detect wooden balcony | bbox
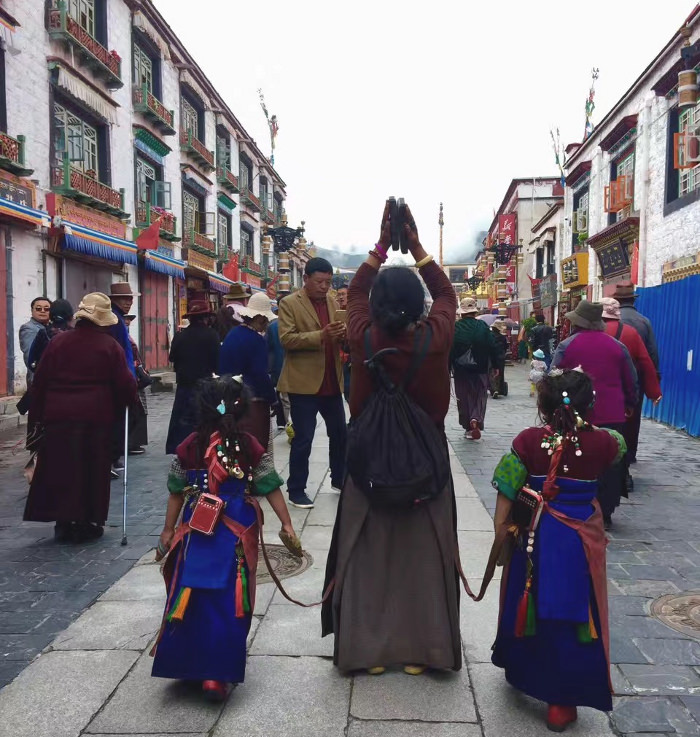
[240,184,261,213]
[0,132,33,176]
[241,254,263,276]
[48,3,122,89]
[261,206,275,225]
[52,156,128,219]
[132,84,175,136]
[135,201,179,242]
[180,129,215,171]
[183,228,217,256]
[216,165,239,194]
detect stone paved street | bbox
[0,366,699,735]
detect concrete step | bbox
[0,412,26,433]
[0,395,21,415]
[148,371,174,394]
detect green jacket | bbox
[450,317,498,374]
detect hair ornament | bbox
[232,375,244,385]
[572,365,584,373]
[216,400,226,415]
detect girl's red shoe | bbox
[202,680,227,702]
[546,705,577,732]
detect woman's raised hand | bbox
[401,204,427,261]
[378,200,391,250]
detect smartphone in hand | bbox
[335,309,347,323]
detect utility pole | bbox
[438,202,444,268]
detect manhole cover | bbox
[651,592,700,639]
[256,544,314,585]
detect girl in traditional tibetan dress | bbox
[490,368,625,732]
[151,375,301,701]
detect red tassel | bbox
[235,560,244,618]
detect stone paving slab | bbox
[613,696,700,734]
[213,656,350,737]
[98,560,165,602]
[269,547,328,606]
[351,668,477,722]
[635,638,700,666]
[455,499,494,532]
[470,662,614,736]
[248,603,334,657]
[618,664,700,696]
[0,649,139,737]
[51,600,161,651]
[457,531,501,580]
[460,578,500,664]
[347,721,483,737]
[86,651,224,734]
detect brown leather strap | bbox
[455,522,515,601]
[248,497,335,607]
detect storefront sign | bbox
[596,239,630,279]
[185,248,216,272]
[46,193,126,239]
[561,252,589,288]
[0,173,35,208]
[540,274,558,308]
[498,213,517,245]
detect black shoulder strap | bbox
[403,323,433,389]
[364,327,373,360]
[615,321,624,340]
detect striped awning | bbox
[0,198,51,227]
[207,271,234,293]
[144,250,186,279]
[61,223,138,265]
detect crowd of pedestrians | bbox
[13,202,663,733]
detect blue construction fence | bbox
[636,275,700,437]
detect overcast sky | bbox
[154,0,693,263]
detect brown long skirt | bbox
[454,371,489,430]
[323,476,462,672]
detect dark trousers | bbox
[598,422,628,520]
[274,391,287,428]
[623,398,644,462]
[287,393,347,498]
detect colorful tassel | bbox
[167,587,191,622]
[514,585,531,637]
[241,561,250,614]
[525,588,536,636]
[235,558,246,618]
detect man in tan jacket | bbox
[277,258,346,508]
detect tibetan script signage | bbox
[0,173,35,208]
[498,213,517,245]
[561,252,589,288]
[46,193,126,239]
[596,240,630,279]
[540,274,558,308]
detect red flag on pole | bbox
[222,252,240,281]
[135,216,161,251]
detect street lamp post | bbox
[266,214,305,294]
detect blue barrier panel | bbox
[636,276,700,437]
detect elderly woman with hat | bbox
[551,300,638,528]
[166,301,220,455]
[23,293,137,543]
[219,292,301,555]
[451,297,501,439]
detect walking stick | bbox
[121,405,129,546]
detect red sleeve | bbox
[423,262,457,351]
[629,329,662,400]
[347,262,377,344]
[512,428,538,463]
[176,432,201,467]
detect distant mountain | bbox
[309,246,366,269]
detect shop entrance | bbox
[64,257,120,313]
[140,269,170,371]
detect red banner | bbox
[498,213,517,245]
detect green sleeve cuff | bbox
[602,428,628,463]
[491,451,528,501]
[252,469,284,496]
[167,458,187,494]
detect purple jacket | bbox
[551,330,638,426]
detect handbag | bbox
[511,485,545,532]
[454,347,477,370]
[135,364,153,390]
[188,492,224,535]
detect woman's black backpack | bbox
[346,324,449,508]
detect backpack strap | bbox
[402,323,433,389]
[364,327,373,361]
[615,321,624,341]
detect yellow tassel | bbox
[168,587,191,622]
[589,604,599,640]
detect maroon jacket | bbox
[30,320,137,427]
[347,261,457,428]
